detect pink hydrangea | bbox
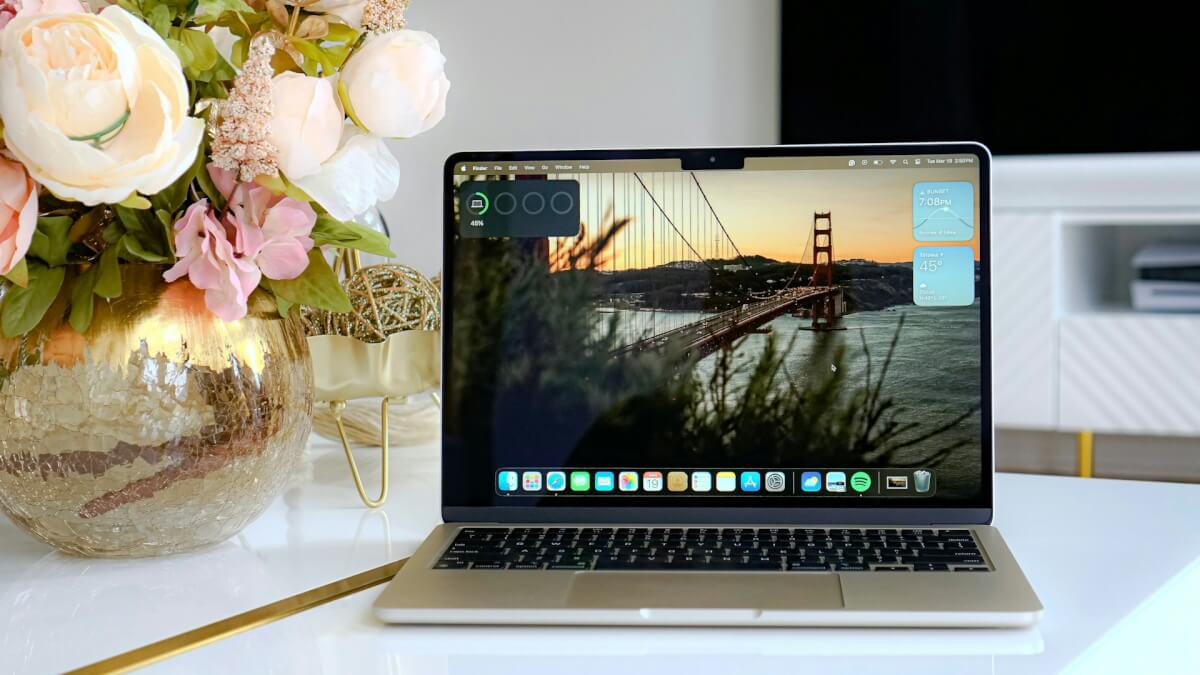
[163,165,316,321]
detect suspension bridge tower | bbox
[808,211,843,330]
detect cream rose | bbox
[306,0,366,29]
[0,155,37,276]
[0,7,204,205]
[290,126,399,221]
[1,0,86,30]
[339,29,449,139]
[269,73,344,180]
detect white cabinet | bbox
[992,212,1059,429]
[991,153,1200,436]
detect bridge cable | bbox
[690,173,762,281]
[631,173,756,304]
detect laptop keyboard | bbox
[434,527,988,572]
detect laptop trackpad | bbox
[567,572,844,610]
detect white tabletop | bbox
[2,435,1198,674]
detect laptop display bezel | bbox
[440,142,994,525]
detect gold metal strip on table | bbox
[67,558,408,675]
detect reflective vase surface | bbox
[0,265,313,557]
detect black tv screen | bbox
[780,2,1197,155]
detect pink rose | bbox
[163,164,316,320]
[0,155,37,276]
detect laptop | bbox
[374,142,1043,627]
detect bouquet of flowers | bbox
[0,0,448,333]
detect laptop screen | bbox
[443,146,990,511]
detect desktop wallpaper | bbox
[446,161,984,500]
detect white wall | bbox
[382,0,781,276]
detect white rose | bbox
[290,126,399,221]
[268,73,344,180]
[339,29,449,139]
[306,0,366,29]
[0,7,204,205]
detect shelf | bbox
[1060,220,1200,315]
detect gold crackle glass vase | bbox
[0,265,313,557]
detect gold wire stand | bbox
[330,250,390,508]
[322,249,443,508]
[330,398,390,508]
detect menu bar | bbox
[455,155,977,175]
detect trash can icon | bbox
[913,469,932,493]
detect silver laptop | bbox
[375,143,1043,627]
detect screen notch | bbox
[680,150,744,170]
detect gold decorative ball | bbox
[303,263,440,342]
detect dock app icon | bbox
[800,471,822,492]
[497,471,518,492]
[594,471,615,492]
[764,471,786,492]
[716,471,737,492]
[825,471,847,493]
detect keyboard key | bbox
[788,562,832,571]
[912,563,950,571]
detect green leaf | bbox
[29,216,73,266]
[148,4,172,38]
[116,0,143,18]
[114,205,170,259]
[67,208,106,244]
[167,38,195,68]
[267,250,351,313]
[195,160,225,209]
[324,21,359,43]
[1,262,65,338]
[196,78,230,101]
[178,27,219,75]
[151,145,200,215]
[121,235,172,263]
[117,193,152,210]
[94,246,122,299]
[232,36,249,68]
[311,215,394,257]
[195,0,253,20]
[274,293,294,317]
[69,266,97,334]
[324,43,352,69]
[287,37,333,75]
[120,234,172,263]
[2,258,28,288]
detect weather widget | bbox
[913,181,973,241]
[914,246,975,306]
